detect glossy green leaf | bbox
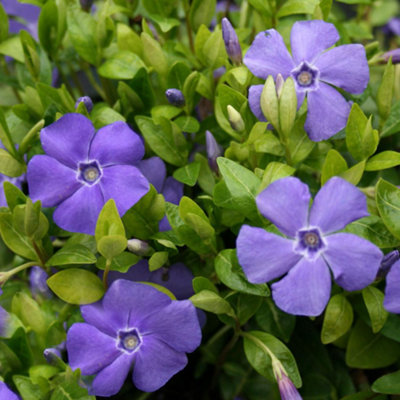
[98,51,146,80]
[377,58,394,121]
[190,290,235,317]
[376,179,400,240]
[173,162,201,186]
[95,199,125,242]
[366,151,400,171]
[148,251,168,271]
[189,0,216,31]
[362,286,388,333]
[372,370,400,394]
[46,244,97,267]
[321,149,347,185]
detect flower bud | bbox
[382,49,400,64]
[205,130,222,173]
[127,239,153,256]
[79,0,94,12]
[221,18,242,65]
[75,96,93,113]
[276,73,284,98]
[227,105,245,132]
[273,362,302,400]
[378,250,400,278]
[165,88,185,107]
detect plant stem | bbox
[183,0,195,53]
[19,119,44,155]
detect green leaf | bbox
[339,160,365,186]
[0,2,8,42]
[12,292,46,334]
[243,331,302,387]
[116,23,143,56]
[174,116,200,133]
[216,157,261,219]
[13,375,43,400]
[167,61,191,90]
[97,235,127,260]
[96,252,139,273]
[173,162,201,186]
[345,103,378,161]
[286,114,315,164]
[183,71,200,113]
[150,14,180,33]
[277,0,319,17]
[321,294,353,344]
[346,319,400,368]
[376,179,400,240]
[3,181,27,210]
[381,100,400,137]
[362,286,389,334]
[0,36,24,62]
[321,149,347,185]
[260,162,295,191]
[148,251,168,271]
[189,0,216,31]
[141,32,168,76]
[377,58,395,121]
[0,148,25,177]
[136,116,188,166]
[95,199,125,242]
[98,51,146,80]
[372,370,400,394]
[192,276,218,294]
[47,269,105,304]
[38,0,61,56]
[190,290,235,317]
[203,27,227,70]
[366,151,400,171]
[0,213,37,260]
[46,244,97,267]
[215,249,270,296]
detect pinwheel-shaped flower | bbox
[28,114,149,234]
[67,280,201,397]
[237,177,383,316]
[244,20,369,141]
[0,382,19,400]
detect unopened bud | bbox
[382,49,400,64]
[227,105,245,132]
[221,18,242,65]
[378,250,400,278]
[205,130,222,173]
[165,89,185,107]
[275,73,284,98]
[75,96,93,113]
[127,239,152,256]
[43,347,66,369]
[273,362,302,400]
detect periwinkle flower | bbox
[383,259,400,313]
[382,49,400,64]
[67,280,201,396]
[378,250,400,278]
[0,381,19,400]
[138,156,183,231]
[383,18,400,36]
[29,266,52,299]
[75,96,93,113]
[205,130,222,173]
[108,260,195,300]
[221,17,242,65]
[165,89,185,107]
[244,20,369,141]
[27,114,149,235]
[2,0,39,39]
[237,177,383,316]
[277,371,302,400]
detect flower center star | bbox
[77,160,102,186]
[117,328,142,353]
[291,61,320,91]
[294,227,326,260]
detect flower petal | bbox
[163,176,183,204]
[53,185,104,235]
[102,280,171,330]
[139,300,201,353]
[0,382,19,400]
[66,323,120,375]
[89,121,145,166]
[256,177,311,237]
[272,256,331,316]
[237,225,300,283]
[100,165,149,216]
[248,85,267,122]
[133,336,188,392]
[384,260,400,313]
[305,82,351,141]
[27,155,80,207]
[90,353,133,397]
[324,233,383,291]
[290,20,339,64]
[80,302,120,337]
[244,30,294,80]
[309,177,368,234]
[315,44,369,94]
[40,114,94,168]
[138,157,166,193]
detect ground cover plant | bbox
[0,0,400,399]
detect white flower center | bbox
[84,167,99,182]
[297,71,312,86]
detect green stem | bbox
[67,62,85,97]
[84,67,107,101]
[103,258,112,290]
[19,119,44,155]
[99,76,115,106]
[0,261,37,285]
[240,331,281,365]
[183,0,195,53]
[31,240,47,268]
[0,56,22,103]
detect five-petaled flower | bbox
[244,20,369,141]
[236,176,383,316]
[27,114,150,235]
[66,280,202,397]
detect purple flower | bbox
[381,49,400,64]
[221,18,242,65]
[383,259,400,313]
[165,89,185,107]
[378,250,400,278]
[236,177,383,316]
[205,130,222,173]
[108,260,194,300]
[277,371,302,400]
[75,96,93,113]
[3,0,40,39]
[244,20,369,141]
[0,382,19,400]
[27,114,149,234]
[138,156,183,231]
[66,280,201,396]
[29,266,52,299]
[383,18,400,36]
